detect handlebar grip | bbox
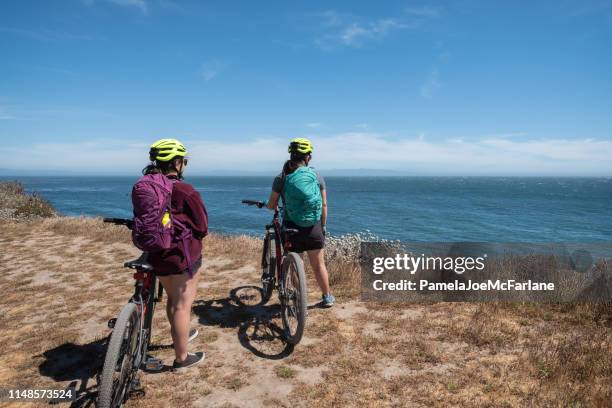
[242,200,265,207]
[103,217,133,228]
[103,217,126,224]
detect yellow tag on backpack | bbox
[161,211,171,227]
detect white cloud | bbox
[479,138,612,161]
[6,134,612,175]
[200,59,225,81]
[485,132,528,139]
[312,6,444,49]
[420,69,441,99]
[309,133,612,175]
[313,11,418,49]
[6,141,145,172]
[305,122,323,128]
[339,19,407,47]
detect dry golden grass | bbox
[0,213,610,407]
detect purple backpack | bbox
[131,173,195,275]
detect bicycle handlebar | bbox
[242,199,265,208]
[103,217,133,228]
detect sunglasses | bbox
[183,158,188,166]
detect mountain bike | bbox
[97,218,164,408]
[241,200,308,345]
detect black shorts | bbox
[284,220,325,253]
[155,256,202,277]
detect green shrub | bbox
[0,181,56,219]
[13,194,56,218]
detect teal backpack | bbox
[282,167,322,227]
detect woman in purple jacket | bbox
[144,139,208,370]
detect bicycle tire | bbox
[98,302,141,408]
[281,252,307,345]
[261,234,276,303]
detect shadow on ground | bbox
[37,285,296,407]
[38,337,107,407]
[192,285,295,359]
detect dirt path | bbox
[0,220,610,407]
[0,225,378,407]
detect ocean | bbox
[3,176,611,242]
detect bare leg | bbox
[306,249,330,295]
[158,269,200,362]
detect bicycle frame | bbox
[99,218,168,408]
[265,207,287,284]
[242,200,308,345]
[102,218,162,370]
[131,269,157,368]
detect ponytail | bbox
[282,159,300,175]
[142,163,160,175]
[142,159,184,179]
[282,153,310,176]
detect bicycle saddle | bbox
[124,254,153,271]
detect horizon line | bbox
[1,172,611,178]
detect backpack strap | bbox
[279,170,287,206]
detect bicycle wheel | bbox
[98,302,141,408]
[261,233,276,303]
[280,252,307,345]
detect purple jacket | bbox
[148,176,208,275]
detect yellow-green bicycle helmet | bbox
[149,138,187,162]
[288,138,313,155]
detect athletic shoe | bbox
[173,352,205,370]
[321,293,335,308]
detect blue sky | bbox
[1,0,611,175]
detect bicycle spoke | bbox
[109,313,140,407]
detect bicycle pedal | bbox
[144,357,163,371]
[107,318,117,329]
